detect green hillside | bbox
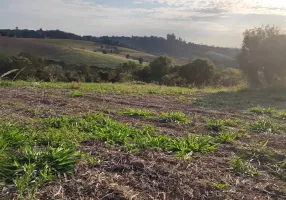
[0,37,154,68]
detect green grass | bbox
[248,118,279,133]
[46,113,215,156]
[230,156,259,176]
[0,124,82,198]
[216,131,238,144]
[205,118,241,132]
[157,112,189,124]
[2,81,241,96]
[68,90,84,98]
[249,106,276,115]
[204,181,229,190]
[121,108,153,118]
[249,106,286,120]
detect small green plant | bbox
[249,106,276,115]
[230,156,259,176]
[121,108,153,118]
[216,131,237,144]
[275,111,286,120]
[205,119,226,132]
[249,118,278,133]
[157,112,189,124]
[68,90,84,98]
[205,181,229,190]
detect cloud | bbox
[1,0,286,47]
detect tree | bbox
[237,25,286,87]
[150,56,174,82]
[179,58,215,86]
[167,33,176,41]
[139,57,143,64]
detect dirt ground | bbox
[0,86,286,200]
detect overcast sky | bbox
[1,0,286,47]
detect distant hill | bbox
[92,35,238,67]
[0,37,154,68]
[0,29,239,67]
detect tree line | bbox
[0,53,243,87]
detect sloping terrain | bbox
[0,82,285,199]
[0,37,154,68]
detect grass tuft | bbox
[230,156,259,176]
[248,118,278,133]
[121,108,153,118]
[157,112,189,124]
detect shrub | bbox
[237,25,286,87]
[150,56,175,83]
[179,58,215,86]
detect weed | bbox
[0,123,82,198]
[249,106,276,115]
[230,156,259,176]
[46,114,214,156]
[121,108,153,118]
[68,90,84,98]
[275,112,286,120]
[216,131,237,144]
[205,181,229,190]
[157,112,189,124]
[249,118,278,133]
[205,119,227,132]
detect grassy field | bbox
[0,81,286,199]
[0,37,154,68]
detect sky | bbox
[1,0,286,47]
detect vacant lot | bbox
[0,82,286,199]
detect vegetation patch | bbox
[0,124,82,199]
[216,131,238,144]
[157,112,189,124]
[230,156,260,176]
[205,118,240,132]
[248,118,279,133]
[68,90,84,98]
[249,106,286,120]
[121,108,153,118]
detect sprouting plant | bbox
[230,156,259,176]
[157,112,189,124]
[249,106,276,115]
[204,181,229,190]
[249,118,278,133]
[205,119,226,132]
[216,131,237,144]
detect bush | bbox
[150,56,175,83]
[179,58,215,86]
[213,66,244,86]
[237,25,286,87]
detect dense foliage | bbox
[0,53,243,87]
[237,25,286,87]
